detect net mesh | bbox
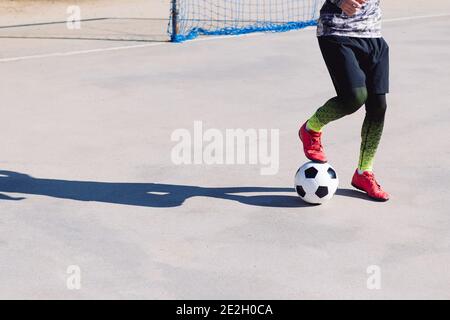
[169,0,323,42]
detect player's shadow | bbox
[0,170,311,208]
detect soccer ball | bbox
[294,162,339,204]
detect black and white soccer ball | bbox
[294,162,339,204]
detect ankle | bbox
[357,168,373,175]
[306,119,323,133]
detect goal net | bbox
[169,0,323,42]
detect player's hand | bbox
[339,0,367,16]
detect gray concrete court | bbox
[0,1,449,299]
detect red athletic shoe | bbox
[351,170,390,202]
[299,122,327,163]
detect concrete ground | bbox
[0,0,449,299]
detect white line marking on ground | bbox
[0,13,449,63]
[0,42,163,63]
[384,13,450,22]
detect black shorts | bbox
[318,35,390,96]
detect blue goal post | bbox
[169,0,323,42]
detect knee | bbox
[339,87,368,114]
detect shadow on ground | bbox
[0,171,370,208]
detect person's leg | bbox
[358,94,387,172]
[352,94,389,201]
[299,36,368,163]
[300,88,367,162]
[351,37,390,201]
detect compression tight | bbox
[358,94,387,172]
[307,87,368,131]
[306,87,387,172]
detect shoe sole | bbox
[351,182,389,202]
[298,128,327,164]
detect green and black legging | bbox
[307,35,390,172]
